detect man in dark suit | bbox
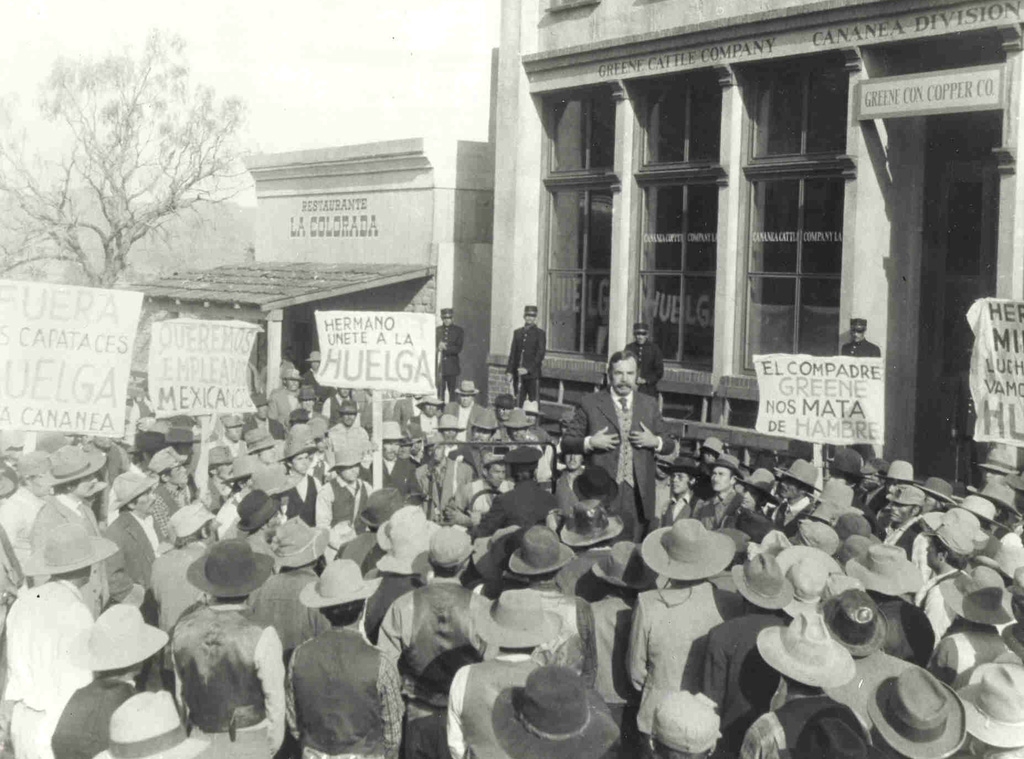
[840,317,882,358]
[105,472,160,588]
[506,305,546,405]
[243,392,287,440]
[364,422,420,496]
[562,350,678,541]
[436,307,464,403]
[474,447,556,538]
[624,322,664,397]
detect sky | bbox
[0,0,501,203]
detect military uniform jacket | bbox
[506,325,546,378]
[840,339,881,357]
[625,340,665,388]
[436,324,464,376]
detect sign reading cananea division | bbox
[753,354,885,445]
[314,311,436,395]
[0,280,143,436]
[149,319,261,417]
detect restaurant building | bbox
[488,0,1024,475]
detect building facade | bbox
[489,0,1024,476]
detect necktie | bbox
[619,396,628,413]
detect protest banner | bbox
[967,297,1024,445]
[313,311,436,395]
[753,353,885,445]
[0,279,143,436]
[149,319,261,417]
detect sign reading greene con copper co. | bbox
[855,64,1004,120]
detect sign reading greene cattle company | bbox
[855,65,1004,120]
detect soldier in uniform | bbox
[436,308,464,404]
[625,322,664,397]
[840,317,881,358]
[505,305,546,406]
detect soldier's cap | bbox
[440,308,454,317]
[523,305,538,316]
[851,318,868,332]
[633,322,650,334]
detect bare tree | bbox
[0,30,245,286]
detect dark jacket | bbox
[474,479,557,539]
[625,340,665,389]
[285,477,319,527]
[841,339,882,358]
[105,511,157,588]
[52,679,136,759]
[871,593,936,667]
[506,325,546,378]
[367,458,420,497]
[247,566,330,661]
[561,391,678,522]
[436,324,464,377]
[364,574,424,646]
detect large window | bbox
[545,89,616,355]
[744,59,849,366]
[637,73,723,369]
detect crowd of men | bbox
[0,306,1022,759]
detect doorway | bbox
[913,112,1000,482]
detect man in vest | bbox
[281,424,320,527]
[363,422,419,496]
[505,305,546,406]
[316,441,375,555]
[625,322,664,397]
[290,559,404,759]
[172,539,284,758]
[436,307,464,404]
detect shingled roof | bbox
[134,263,434,311]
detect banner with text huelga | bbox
[967,298,1024,446]
[314,311,436,395]
[149,319,261,417]
[0,280,143,436]
[753,354,885,445]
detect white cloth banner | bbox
[149,319,261,417]
[968,298,1024,446]
[753,353,885,445]
[314,311,436,395]
[0,280,143,436]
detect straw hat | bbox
[776,459,821,491]
[509,526,574,576]
[740,468,778,502]
[243,429,276,455]
[252,465,292,496]
[794,521,841,556]
[809,479,859,525]
[822,589,887,658]
[224,455,257,484]
[940,566,1005,620]
[978,445,1018,476]
[376,505,433,552]
[169,503,214,540]
[641,519,735,581]
[207,446,232,469]
[701,437,724,456]
[503,409,532,430]
[300,559,381,608]
[919,477,958,505]
[782,557,830,618]
[757,612,856,688]
[376,513,433,575]
[437,414,461,431]
[846,544,923,597]
[591,541,656,590]
[869,667,966,759]
[970,480,1019,514]
[186,539,274,598]
[958,663,1024,749]
[429,527,473,569]
[358,488,406,531]
[111,472,157,508]
[71,604,168,671]
[455,380,479,396]
[732,553,794,610]
[22,523,118,577]
[148,447,186,476]
[560,503,623,549]
[271,519,329,569]
[652,692,721,755]
[776,545,843,578]
[94,692,209,759]
[478,588,560,649]
[835,534,878,566]
[887,460,915,483]
[283,424,317,460]
[49,445,106,486]
[491,666,618,759]
[381,421,406,442]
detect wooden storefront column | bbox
[608,81,638,356]
[266,309,283,396]
[996,26,1024,299]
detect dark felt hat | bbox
[823,588,887,658]
[571,466,619,503]
[186,539,274,598]
[359,488,406,531]
[236,490,279,533]
[509,526,573,576]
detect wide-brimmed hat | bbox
[417,396,445,409]
[478,588,560,649]
[429,527,473,568]
[16,450,52,482]
[492,666,618,759]
[509,526,573,576]
[455,380,479,396]
[869,667,966,759]
[741,468,778,501]
[297,386,316,402]
[169,503,215,540]
[863,457,890,477]
[300,559,381,608]
[283,424,317,460]
[376,505,433,551]
[919,477,958,505]
[701,437,725,456]
[359,488,405,530]
[846,544,923,597]
[757,612,856,688]
[979,445,1018,476]
[977,541,1024,581]
[561,503,623,548]
[831,447,864,479]
[437,414,461,432]
[272,519,329,568]
[522,400,540,417]
[207,446,232,469]
[186,539,274,598]
[710,454,742,477]
[503,409,532,430]
[823,589,887,658]
[148,447,186,476]
[472,409,500,432]
[224,455,257,484]
[571,466,619,503]
[963,585,1015,626]
[732,553,794,610]
[641,519,735,581]
[835,513,874,541]
[776,459,821,491]
[377,512,433,575]
[71,603,168,672]
[236,490,279,533]
[380,421,406,442]
[794,521,841,556]
[49,445,106,486]
[782,556,831,618]
[94,692,210,759]
[503,446,542,466]
[887,484,926,507]
[777,545,843,578]
[940,566,1005,620]
[968,480,1019,514]
[958,494,999,523]
[836,535,879,566]
[810,480,860,525]
[591,541,656,590]
[651,692,721,755]
[750,530,793,559]
[887,460,916,483]
[331,441,365,470]
[289,408,311,425]
[23,523,118,577]
[112,471,157,508]
[958,663,1024,749]
[243,429,276,455]
[251,465,292,496]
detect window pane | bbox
[590,94,616,170]
[798,278,840,355]
[583,274,611,355]
[685,185,718,272]
[588,191,613,270]
[802,179,844,274]
[750,181,799,272]
[549,190,585,270]
[642,186,683,271]
[551,98,585,172]
[806,67,849,154]
[756,70,803,157]
[747,277,796,356]
[538,379,560,404]
[689,77,722,162]
[682,275,715,367]
[548,273,582,352]
[648,87,687,164]
[662,392,705,422]
[640,274,681,362]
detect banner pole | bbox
[372,389,383,491]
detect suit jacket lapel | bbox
[597,392,621,432]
